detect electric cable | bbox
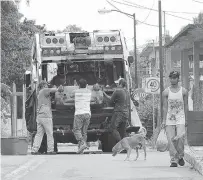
[192,0,203,3]
[110,0,194,22]
[106,0,160,27]
[139,0,155,24]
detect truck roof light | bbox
[59,38,65,44]
[52,38,58,44]
[104,36,109,42]
[110,36,116,42]
[46,38,51,44]
[117,46,122,50]
[50,50,54,55]
[43,50,48,55]
[56,49,60,54]
[105,46,109,51]
[111,46,115,50]
[97,37,103,42]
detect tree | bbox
[63,24,85,32]
[193,12,203,24]
[1,1,45,89]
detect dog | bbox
[112,127,147,161]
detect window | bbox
[188,55,193,69]
[200,55,203,68]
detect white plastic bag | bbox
[156,129,168,152]
[130,100,142,127]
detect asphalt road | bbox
[1,145,203,180]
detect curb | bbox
[184,146,203,176]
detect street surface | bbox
[1,144,203,180]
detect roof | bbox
[140,43,159,57]
[165,24,203,48]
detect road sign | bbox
[145,77,160,94]
[131,88,148,100]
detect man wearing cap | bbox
[31,80,63,155]
[103,78,131,142]
[162,71,188,167]
[50,64,66,86]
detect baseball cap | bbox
[169,71,180,78]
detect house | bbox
[165,24,203,111]
[139,36,177,89]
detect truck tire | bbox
[100,132,117,152]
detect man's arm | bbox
[183,88,189,126]
[43,85,63,97]
[103,91,111,100]
[162,89,168,126]
[110,90,117,105]
[43,87,57,97]
[69,90,75,98]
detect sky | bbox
[18,0,203,51]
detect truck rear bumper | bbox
[54,129,108,144]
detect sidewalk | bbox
[184,146,203,175]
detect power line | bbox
[106,0,133,19]
[192,0,203,3]
[111,0,193,22]
[124,0,199,14]
[165,12,193,21]
[112,0,157,12]
[163,10,198,15]
[139,0,155,24]
[123,0,194,21]
[106,0,159,27]
[122,0,194,21]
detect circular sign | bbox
[146,78,160,93]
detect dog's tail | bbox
[138,127,147,137]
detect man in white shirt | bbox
[71,79,92,154]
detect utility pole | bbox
[163,11,166,37]
[158,0,164,127]
[133,13,138,89]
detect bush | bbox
[137,94,160,139]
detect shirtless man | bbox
[162,71,188,167]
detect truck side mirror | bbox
[128,56,134,64]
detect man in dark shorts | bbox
[103,78,130,142]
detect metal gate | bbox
[187,111,203,146]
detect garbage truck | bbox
[25,30,137,152]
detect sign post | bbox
[145,77,160,147]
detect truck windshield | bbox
[47,60,124,87]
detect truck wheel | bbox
[100,132,117,152]
[54,141,58,153]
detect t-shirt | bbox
[166,86,185,125]
[110,88,130,113]
[74,88,91,115]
